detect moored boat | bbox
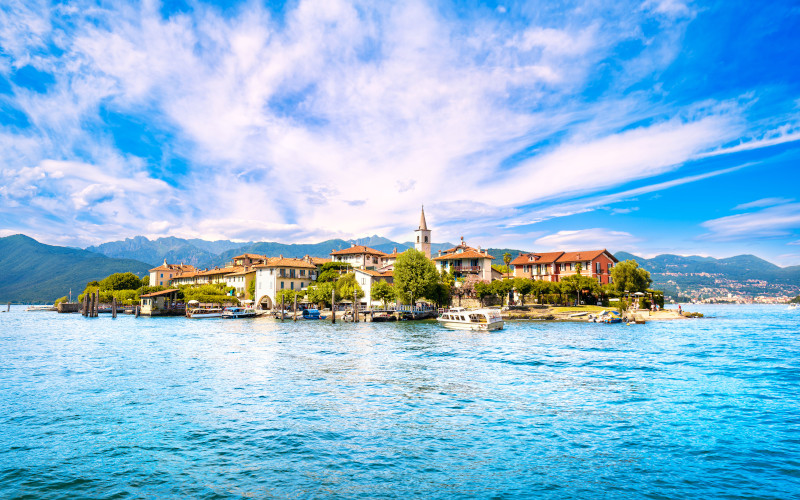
[301,308,325,320]
[25,305,56,312]
[222,307,257,319]
[187,307,223,318]
[437,307,504,331]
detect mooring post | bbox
[353,290,358,323]
[135,305,140,317]
[112,297,117,318]
[93,292,98,317]
[281,296,285,322]
[331,289,336,324]
[293,295,297,322]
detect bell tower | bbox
[414,205,431,259]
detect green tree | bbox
[335,273,365,302]
[513,277,534,305]
[610,260,652,293]
[306,282,335,307]
[474,281,494,306]
[317,262,353,282]
[492,279,515,307]
[275,288,303,307]
[371,280,395,309]
[141,275,150,286]
[575,262,582,275]
[427,270,453,308]
[503,252,512,278]
[247,279,256,300]
[560,274,599,304]
[99,272,143,291]
[55,295,68,305]
[393,248,438,305]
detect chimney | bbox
[393,247,397,253]
[577,253,581,259]
[279,254,283,259]
[438,250,442,256]
[477,245,481,252]
[351,243,356,248]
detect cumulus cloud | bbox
[0,0,795,252]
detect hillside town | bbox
[143,208,623,314]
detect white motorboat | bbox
[222,306,257,319]
[26,305,56,311]
[437,307,504,331]
[187,307,223,318]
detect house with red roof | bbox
[432,237,494,281]
[330,244,387,270]
[511,249,618,284]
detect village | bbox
[125,207,668,322]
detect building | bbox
[432,238,494,281]
[330,245,387,270]
[354,268,394,308]
[231,253,268,267]
[148,260,196,287]
[555,250,618,284]
[509,252,564,282]
[225,266,257,300]
[139,289,181,316]
[510,249,618,284]
[254,256,318,309]
[415,206,431,259]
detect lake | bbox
[1,305,799,498]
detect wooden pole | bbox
[112,297,117,318]
[281,295,285,322]
[354,290,358,322]
[135,305,140,318]
[94,292,99,317]
[293,294,297,322]
[6,302,9,312]
[331,289,336,324]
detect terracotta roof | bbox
[355,268,394,278]
[196,266,240,276]
[432,249,494,261]
[148,262,197,273]
[233,253,266,259]
[140,288,179,298]
[556,249,617,263]
[257,257,317,269]
[330,245,387,257]
[380,271,394,277]
[510,252,564,266]
[308,257,331,265]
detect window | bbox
[160,273,163,278]
[609,277,613,284]
[291,282,294,290]
[424,236,428,243]
[417,236,420,243]
[300,270,305,276]
[281,282,284,289]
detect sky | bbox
[1,0,799,265]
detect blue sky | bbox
[1,0,799,265]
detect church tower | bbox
[415,206,431,259]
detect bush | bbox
[55,296,68,305]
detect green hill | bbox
[0,234,151,303]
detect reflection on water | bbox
[1,305,799,498]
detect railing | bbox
[450,266,481,272]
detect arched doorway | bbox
[257,295,273,310]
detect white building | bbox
[354,268,394,308]
[254,256,318,309]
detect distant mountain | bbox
[86,236,222,268]
[613,251,800,298]
[0,235,151,303]
[86,235,460,268]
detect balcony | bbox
[451,266,481,273]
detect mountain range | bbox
[3,233,798,302]
[0,235,151,303]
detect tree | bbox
[575,262,582,275]
[335,273,364,302]
[474,281,494,306]
[306,282,334,307]
[560,274,599,304]
[393,248,438,304]
[492,279,514,306]
[247,279,256,300]
[275,288,303,307]
[610,260,652,293]
[55,295,68,305]
[371,280,395,309]
[99,272,142,291]
[317,262,352,282]
[141,275,150,286]
[427,271,453,308]
[503,252,512,278]
[513,277,534,305]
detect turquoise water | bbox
[1,305,799,498]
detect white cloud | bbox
[701,203,800,240]
[534,228,639,251]
[734,198,794,211]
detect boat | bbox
[187,307,223,318]
[437,307,504,331]
[221,307,257,319]
[371,313,396,322]
[789,303,798,310]
[273,310,291,319]
[25,305,56,311]
[302,308,325,320]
